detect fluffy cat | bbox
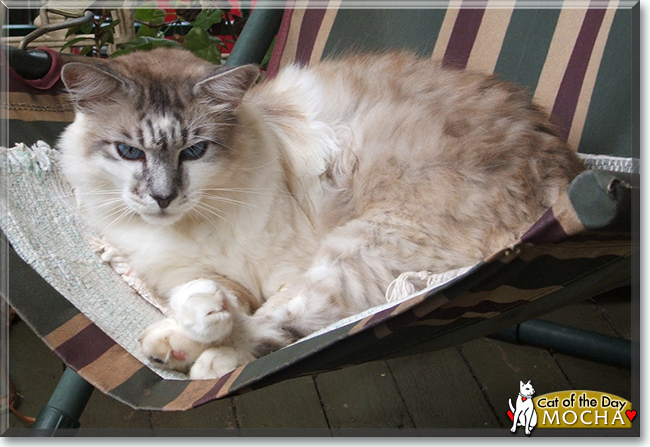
[58,48,583,379]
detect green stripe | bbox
[108,367,191,411]
[322,7,449,59]
[6,119,71,147]
[577,8,633,157]
[5,236,81,337]
[493,5,561,92]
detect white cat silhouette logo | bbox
[508,380,538,435]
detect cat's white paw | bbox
[97,243,131,275]
[189,346,255,380]
[139,318,206,373]
[169,279,237,344]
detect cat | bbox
[509,380,538,435]
[58,48,584,379]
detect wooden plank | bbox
[386,347,500,429]
[538,299,619,336]
[591,286,632,339]
[551,354,632,401]
[315,361,414,429]
[8,321,64,430]
[151,398,238,429]
[78,390,152,429]
[458,337,572,428]
[233,376,328,429]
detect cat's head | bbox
[519,380,535,397]
[58,48,260,227]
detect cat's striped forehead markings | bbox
[136,113,187,154]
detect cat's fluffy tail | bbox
[509,399,515,414]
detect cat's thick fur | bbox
[59,48,583,379]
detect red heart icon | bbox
[626,410,637,422]
[507,410,514,421]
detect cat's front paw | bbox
[169,279,237,344]
[139,318,206,373]
[189,346,255,380]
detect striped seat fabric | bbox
[269,2,635,158]
[0,3,637,411]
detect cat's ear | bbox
[194,64,260,110]
[520,381,525,386]
[61,62,126,111]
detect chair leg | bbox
[31,366,94,435]
[490,319,632,368]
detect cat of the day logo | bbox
[507,381,636,434]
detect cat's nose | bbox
[151,193,177,209]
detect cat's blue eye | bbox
[116,143,145,161]
[180,142,208,161]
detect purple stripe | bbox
[550,2,608,140]
[442,1,488,69]
[54,323,117,370]
[192,371,236,407]
[266,7,295,78]
[520,207,570,244]
[423,299,529,322]
[295,2,328,66]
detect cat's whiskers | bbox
[202,194,259,211]
[199,191,315,243]
[199,187,292,199]
[228,155,280,172]
[74,189,123,196]
[102,205,135,232]
[191,202,235,229]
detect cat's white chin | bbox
[138,210,185,226]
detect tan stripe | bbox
[162,379,219,411]
[533,7,587,112]
[431,6,461,62]
[78,344,143,393]
[7,91,75,122]
[373,323,392,339]
[309,1,341,64]
[349,314,375,336]
[518,239,636,263]
[567,1,620,149]
[216,365,245,399]
[412,293,450,319]
[390,291,429,317]
[409,286,562,328]
[465,2,515,75]
[44,313,92,349]
[279,8,308,68]
[552,191,585,238]
[442,285,561,309]
[349,290,433,336]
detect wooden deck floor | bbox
[4,286,633,435]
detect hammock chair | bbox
[0,2,638,432]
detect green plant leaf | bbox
[112,36,182,57]
[79,21,94,35]
[183,26,222,64]
[135,24,162,38]
[104,17,121,30]
[135,7,167,25]
[193,9,222,31]
[60,36,92,52]
[79,45,94,56]
[99,29,115,47]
